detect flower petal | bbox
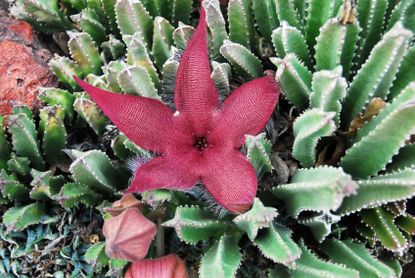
[210,76,280,148]
[104,194,143,217]
[125,254,189,278]
[173,5,219,135]
[127,151,200,193]
[103,207,156,261]
[201,149,257,213]
[74,77,186,154]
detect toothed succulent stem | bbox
[7,113,45,171]
[270,240,359,278]
[228,0,256,51]
[274,166,358,218]
[272,54,312,110]
[340,83,415,178]
[274,0,302,32]
[360,207,407,253]
[220,40,263,80]
[199,235,242,278]
[245,133,273,178]
[341,23,412,128]
[336,169,415,216]
[321,239,396,277]
[309,67,347,125]
[314,16,360,76]
[305,0,340,54]
[292,109,336,167]
[115,0,153,46]
[272,21,312,69]
[254,224,301,268]
[162,206,228,244]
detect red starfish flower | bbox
[74,5,279,213]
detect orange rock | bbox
[8,21,34,43]
[0,10,56,115]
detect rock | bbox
[0,8,57,115]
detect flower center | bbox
[194,136,209,151]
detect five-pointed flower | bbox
[75,4,280,213]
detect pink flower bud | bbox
[125,254,189,278]
[104,193,143,217]
[103,207,156,261]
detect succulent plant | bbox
[6,0,415,277]
[0,206,125,277]
[0,103,131,215]
[74,24,280,216]
[0,103,132,277]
